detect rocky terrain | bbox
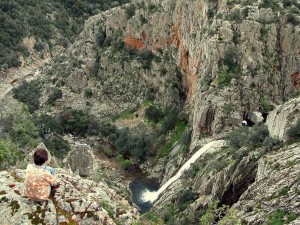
[1,0,300,224]
[0,168,139,225]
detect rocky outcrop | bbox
[0,168,139,225]
[64,144,98,177]
[266,96,300,141]
[233,143,300,224]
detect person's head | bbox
[33,148,48,166]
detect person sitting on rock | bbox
[24,148,60,201]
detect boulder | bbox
[266,97,300,141]
[64,143,98,177]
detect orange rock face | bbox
[124,31,146,49]
[291,72,300,88]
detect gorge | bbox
[0,0,300,224]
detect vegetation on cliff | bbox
[0,0,129,71]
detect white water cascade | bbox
[141,140,226,203]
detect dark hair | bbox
[34,149,48,165]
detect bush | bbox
[161,107,179,133]
[267,210,299,224]
[223,46,238,71]
[116,154,133,169]
[175,189,197,211]
[199,200,241,225]
[145,105,164,123]
[286,14,299,25]
[287,119,300,141]
[9,113,39,148]
[47,88,62,105]
[138,49,156,70]
[84,88,93,98]
[260,98,274,112]
[104,148,114,157]
[34,114,63,137]
[226,125,269,149]
[139,14,148,24]
[207,8,215,19]
[13,80,41,113]
[125,4,136,19]
[247,125,269,148]
[59,109,90,136]
[99,122,117,137]
[97,31,106,47]
[44,135,71,159]
[227,8,242,22]
[0,139,20,170]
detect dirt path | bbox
[0,58,49,101]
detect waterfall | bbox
[141,140,226,203]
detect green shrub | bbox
[247,125,269,148]
[59,109,90,136]
[145,105,164,123]
[138,49,156,70]
[97,31,106,47]
[259,0,278,9]
[104,148,114,157]
[199,200,241,225]
[217,69,235,87]
[227,8,242,22]
[99,122,117,137]
[101,201,114,218]
[161,107,180,133]
[148,4,160,13]
[223,46,238,71]
[44,135,71,159]
[125,4,136,19]
[207,8,215,19]
[286,13,300,25]
[34,114,63,137]
[84,88,93,98]
[222,102,236,114]
[175,189,197,211]
[278,187,290,197]
[9,113,39,148]
[13,80,42,113]
[260,98,274,112]
[47,88,62,105]
[0,139,20,170]
[158,121,187,158]
[139,14,148,24]
[118,106,138,119]
[116,154,133,169]
[266,209,299,224]
[226,125,269,150]
[287,119,300,141]
[162,204,175,224]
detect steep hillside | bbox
[1,0,300,224]
[0,0,130,73]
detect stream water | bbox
[129,178,159,213]
[141,140,226,204]
[95,140,225,213]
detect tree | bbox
[0,139,20,170]
[145,105,163,123]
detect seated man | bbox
[24,148,59,201]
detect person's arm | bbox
[44,173,59,186]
